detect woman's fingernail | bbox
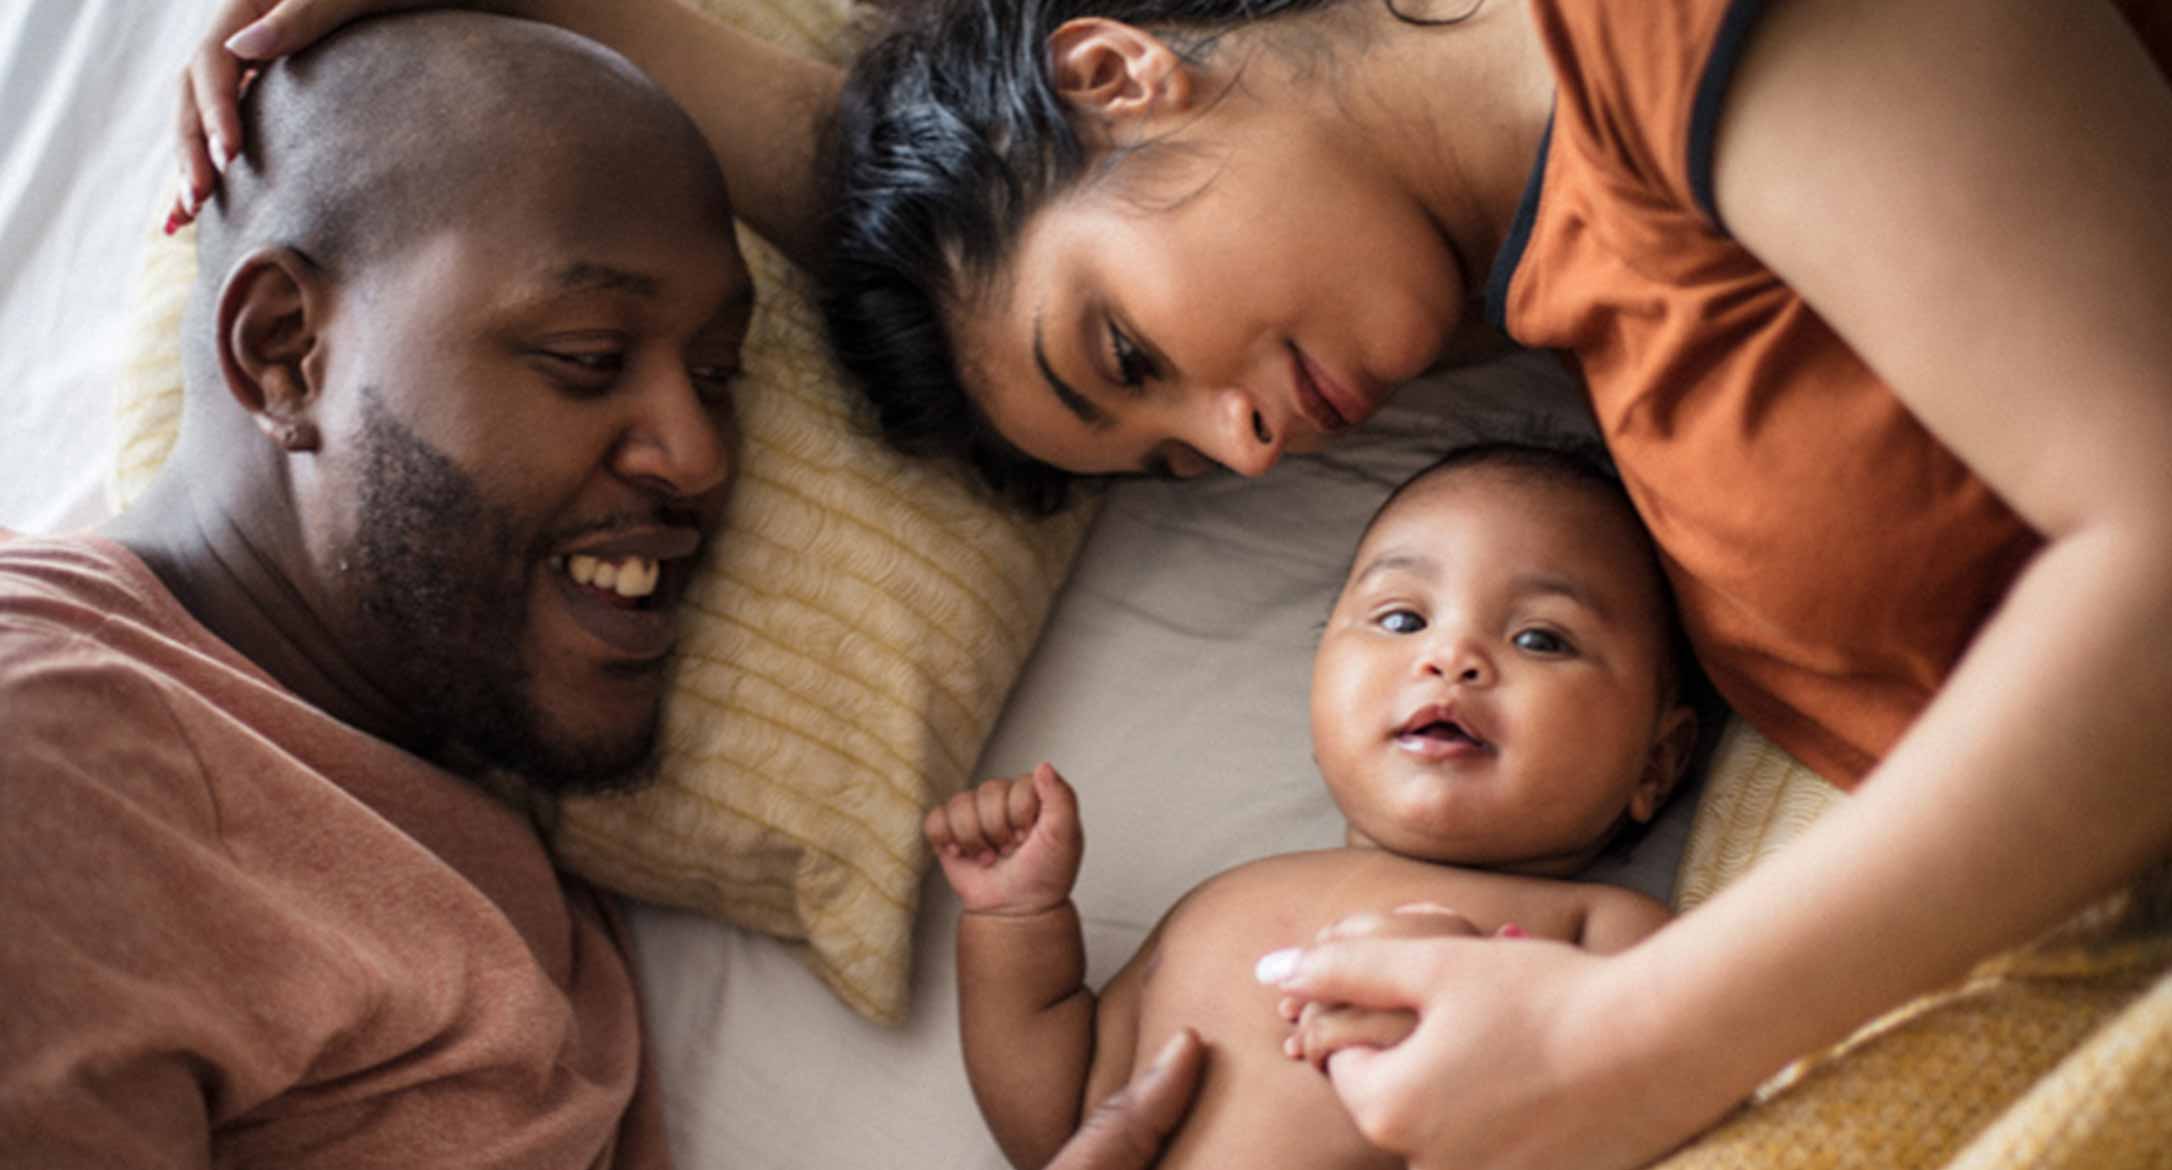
[1497,922,1528,939]
[1149,1030,1189,1072]
[209,134,232,173]
[1254,948,1300,985]
[162,210,181,236]
[225,23,278,58]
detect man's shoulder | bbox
[1,531,221,830]
[0,530,166,636]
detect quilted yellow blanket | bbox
[1662,724,2171,1169]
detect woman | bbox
[178,2,2172,1168]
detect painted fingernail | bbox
[225,23,278,58]
[162,209,181,236]
[1149,1030,1189,1072]
[1254,948,1299,985]
[1497,922,1528,939]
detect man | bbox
[0,12,1197,1167]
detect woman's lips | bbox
[1289,343,1367,435]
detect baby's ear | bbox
[217,246,328,453]
[1628,704,1699,824]
[1046,18,1195,131]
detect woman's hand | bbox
[1257,911,1716,1170]
[172,0,444,232]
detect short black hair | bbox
[184,11,721,401]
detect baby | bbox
[926,444,1700,1170]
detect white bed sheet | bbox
[0,0,220,535]
[2,8,1692,1167]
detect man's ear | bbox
[1628,704,1699,824]
[1047,18,1194,129]
[216,247,327,453]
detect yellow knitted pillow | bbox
[111,0,1091,1025]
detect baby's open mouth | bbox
[1401,719,1485,748]
[1394,705,1494,757]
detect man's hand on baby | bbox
[924,762,1083,916]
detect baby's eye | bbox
[1512,628,1571,655]
[1377,609,1426,635]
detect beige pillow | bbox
[112,0,1092,1025]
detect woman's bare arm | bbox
[1263,4,2172,1167]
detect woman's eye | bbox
[1378,609,1426,635]
[1108,321,1153,388]
[1513,628,1571,655]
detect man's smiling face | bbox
[304,121,750,792]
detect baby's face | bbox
[1310,464,1685,873]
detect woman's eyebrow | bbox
[1032,310,1111,431]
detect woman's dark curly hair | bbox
[819,0,1376,515]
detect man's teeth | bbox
[555,553,661,599]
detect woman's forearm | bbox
[1612,524,2172,1122]
[517,0,842,269]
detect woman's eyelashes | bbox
[1107,318,1155,389]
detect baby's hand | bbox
[1270,905,1512,1070]
[924,762,1083,916]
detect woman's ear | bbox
[216,247,326,453]
[1047,18,1194,128]
[1628,704,1699,824]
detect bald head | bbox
[186,11,729,394]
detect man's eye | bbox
[1109,320,1153,388]
[689,364,739,406]
[1378,609,1426,635]
[1513,628,1571,655]
[542,350,623,387]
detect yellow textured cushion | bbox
[1662,722,2172,1169]
[111,0,1092,1025]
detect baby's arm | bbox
[927,763,1097,1170]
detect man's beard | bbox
[342,387,659,795]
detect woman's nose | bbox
[1192,384,1285,478]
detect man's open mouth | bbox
[552,553,663,608]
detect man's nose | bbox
[610,361,735,501]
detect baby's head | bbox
[1311,444,1698,875]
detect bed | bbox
[5,3,2164,1168]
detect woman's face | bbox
[953,110,1469,479]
